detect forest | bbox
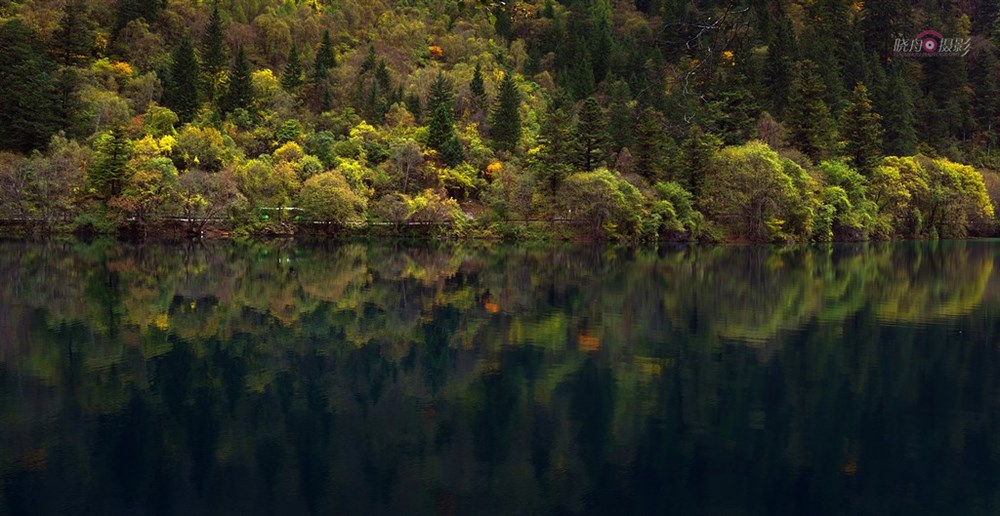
[1,0,1000,241]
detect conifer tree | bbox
[607,80,634,154]
[841,83,884,175]
[786,60,837,160]
[89,126,133,201]
[470,62,486,103]
[281,44,303,92]
[765,9,797,114]
[879,65,918,156]
[222,45,254,116]
[490,72,521,153]
[574,97,607,171]
[426,71,456,151]
[679,124,721,195]
[0,20,58,152]
[201,1,227,76]
[55,0,93,66]
[632,107,669,181]
[313,30,336,83]
[164,36,200,122]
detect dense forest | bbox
[1,0,1000,241]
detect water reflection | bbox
[1,239,1000,514]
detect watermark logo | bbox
[893,30,970,57]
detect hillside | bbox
[0,0,999,241]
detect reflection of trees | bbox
[1,240,1000,513]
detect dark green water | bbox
[1,239,1000,515]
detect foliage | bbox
[298,171,366,225]
[701,141,817,242]
[561,168,644,240]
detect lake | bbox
[1,239,999,515]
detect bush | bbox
[700,141,817,242]
[298,171,366,225]
[561,168,645,240]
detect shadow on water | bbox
[1,238,1000,514]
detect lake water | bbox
[1,239,1000,515]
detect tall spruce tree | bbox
[786,60,837,160]
[55,0,93,66]
[164,36,200,122]
[574,97,607,171]
[201,2,227,76]
[607,80,634,154]
[765,7,797,115]
[222,45,254,115]
[313,30,336,83]
[426,71,456,150]
[879,64,918,156]
[89,126,133,201]
[632,107,669,181]
[0,20,59,152]
[470,63,486,102]
[841,83,884,175]
[281,43,303,92]
[490,72,521,153]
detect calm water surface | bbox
[1,239,1000,515]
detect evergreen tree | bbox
[607,80,634,154]
[490,72,521,153]
[589,0,614,84]
[470,62,486,103]
[786,60,837,160]
[574,97,607,171]
[54,0,93,66]
[221,45,254,116]
[281,44,303,92]
[971,48,999,146]
[841,83,884,175]
[201,1,227,77]
[879,64,918,156]
[764,8,797,114]
[89,126,133,201]
[0,20,58,152]
[632,107,669,181]
[313,30,336,83]
[405,93,423,123]
[679,124,721,195]
[164,36,201,122]
[426,71,457,151]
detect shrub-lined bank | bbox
[1,137,994,242]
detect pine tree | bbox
[574,97,607,171]
[589,0,614,84]
[765,9,797,114]
[786,60,837,160]
[222,45,254,115]
[606,80,634,154]
[281,43,303,92]
[470,62,486,103]
[55,0,93,66]
[164,36,200,122]
[879,64,917,156]
[405,93,422,123]
[972,48,999,146]
[632,107,669,181]
[201,1,227,76]
[89,126,133,201]
[679,124,721,195]
[841,83,884,175]
[426,71,456,151]
[312,29,336,83]
[0,20,59,152]
[490,72,521,153]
